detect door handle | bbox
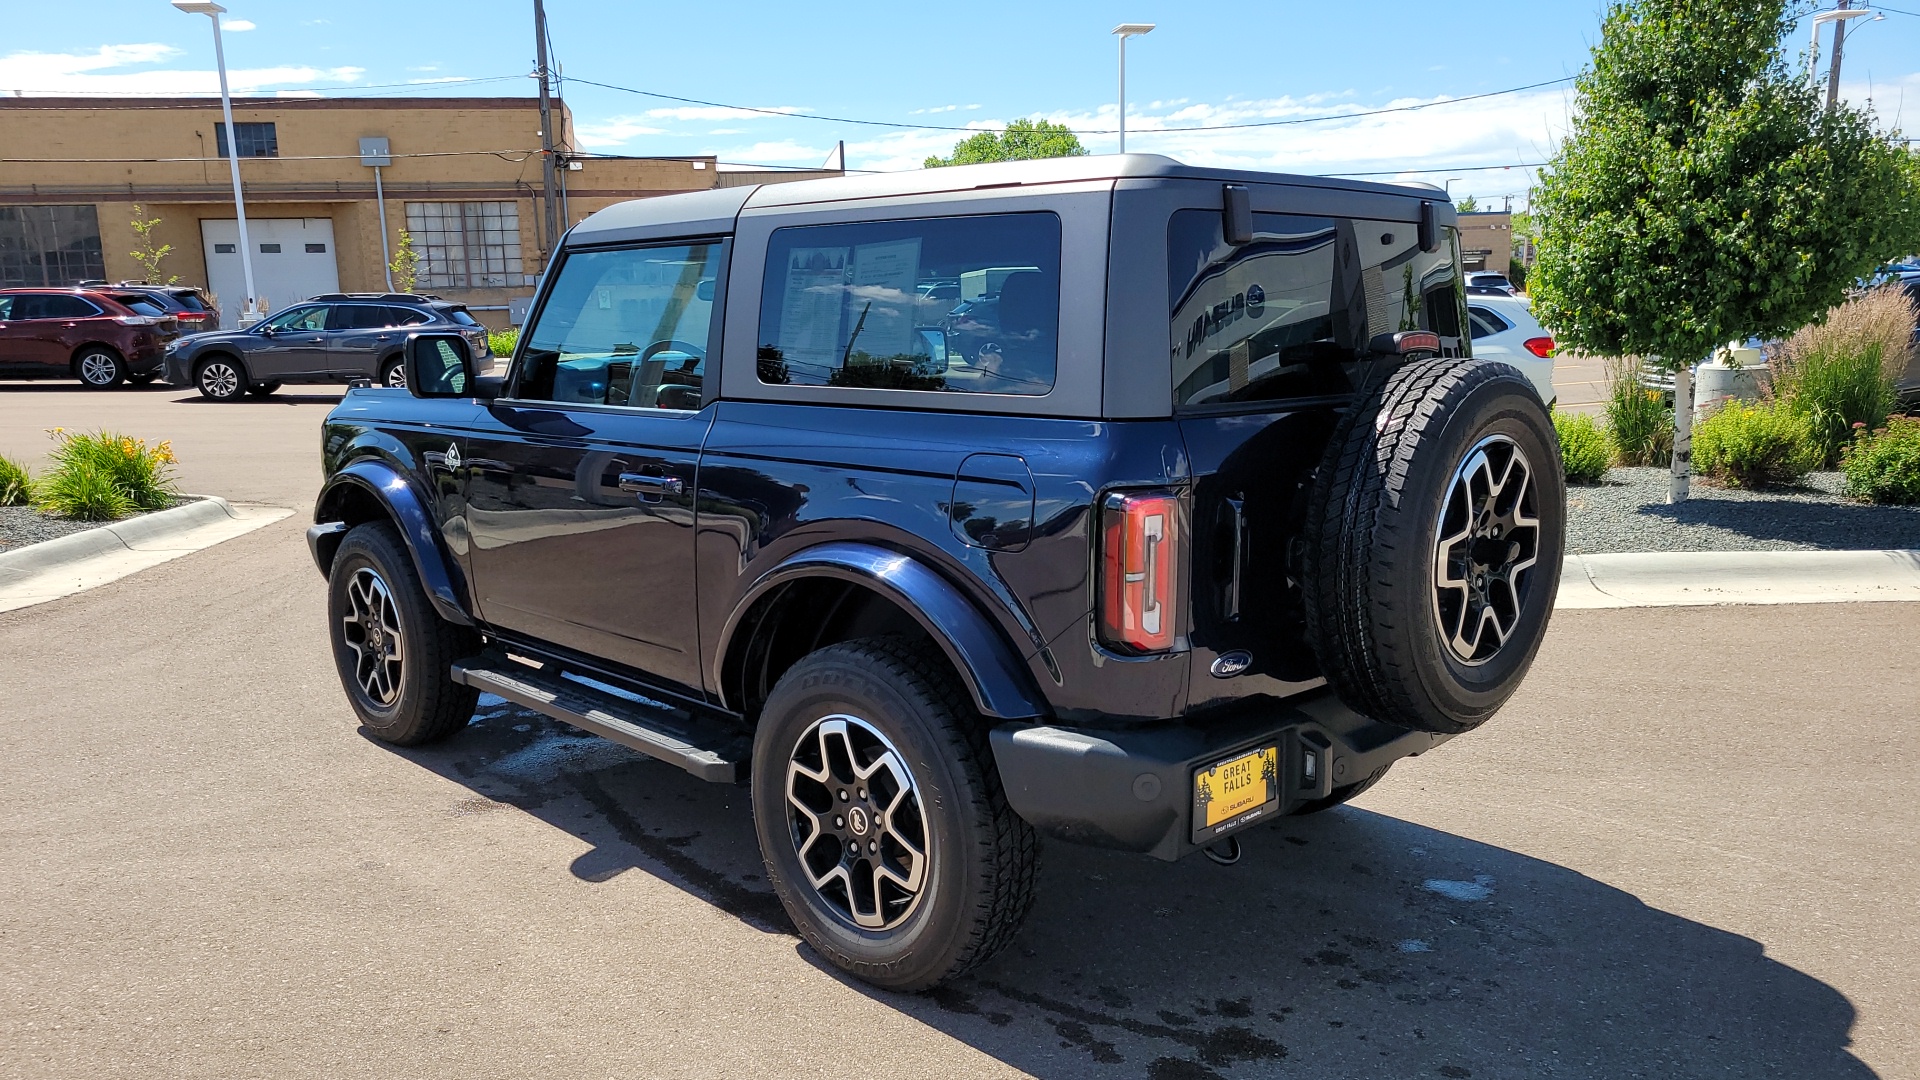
[618,472,684,496]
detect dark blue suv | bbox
[307,157,1566,990]
[164,292,492,400]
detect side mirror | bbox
[403,333,476,397]
[258,325,276,337]
[695,278,717,302]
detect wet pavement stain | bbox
[975,980,1287,1068]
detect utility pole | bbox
[533,0,560,260]
[1826,0,1850,111]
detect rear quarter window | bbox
[755,212,1061,396]
[1168,208,1464,408]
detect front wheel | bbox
[195,357,248,401]
[326,522,479,745]
[751,638,1038,991]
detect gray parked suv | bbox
[164,292,493,400]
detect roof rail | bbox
[309,292,443,303]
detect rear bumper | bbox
[989,690,1453,862]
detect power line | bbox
[565,74,1578,136]
[0,148,539,163]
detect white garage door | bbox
[201,218,340,328]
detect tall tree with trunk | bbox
[1531,0,1920,501]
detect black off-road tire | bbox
[327,522,479,746]
[74,346,127,389]
[1288,764,1391,816]
[1302,357,1565,735]
[751,637,1039,992]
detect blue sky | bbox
[5,0,1918,203]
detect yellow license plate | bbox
[1193,745,1279,838]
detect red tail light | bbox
[1099,490,1180,653]
[1523,336,1557,358]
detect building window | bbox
[0,205,105,287]
[404,201,524,289]
[215,122,278,158]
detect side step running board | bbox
[452,656,749,783]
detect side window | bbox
[1467,308,1510,340]
[114,296,169,317]
[389,307,431,326]
[756,213,1061,396]
[0,296,12,319]
[264,305,328,332]
[42,295,101,319]
[328,305,389,331]
[1167,208,1464,408]
[514,242,720,411]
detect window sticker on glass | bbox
[757,213,1060,396]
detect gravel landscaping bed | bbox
[1567,467,1920,553]
[0,501,188,554]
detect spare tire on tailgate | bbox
[1303,356,1565,734]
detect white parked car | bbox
[1468,294,1556,405]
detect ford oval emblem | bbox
[1210,650,1253,678]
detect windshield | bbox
[1168,208,1464,408]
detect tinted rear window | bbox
[113,296,169,317]
[757,212,1061,396]
[1168,209,1464,408]
[443,307,481,326]
[170,291,209,311]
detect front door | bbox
[462,239,724,695]
[249,303,332,380]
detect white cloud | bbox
[710,139,832,165]
[222,19,256,31]
[0,44,362,95]
[575,115,668,147]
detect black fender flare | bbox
[310,458,472,626]
[717,541,1045,720]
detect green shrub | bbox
[33,459,134,521]
[1842,417,1920,505]
[1603,357,1672,466]
[48,429,179,511]
[0,454,31,507]
[1553,411,1610,483]
[487,327,520,358]
[1691,401,1819,488]
[1771,285,1914,466]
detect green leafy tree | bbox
[924,118,1088,168]
[129,204,179,284]
[389,229,422,293]
[1455,195,1479,214]
[1531,0,1920,500]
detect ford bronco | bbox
[309,155,1565,990]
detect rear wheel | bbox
[1302,357,1565,734]
[195,357,248,401]
[379,357,407,388]
[751,637,1038,991]
[74,347,126,389]
[326,522,479,746]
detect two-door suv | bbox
[165,291,492,400]
[309,156,1565,990]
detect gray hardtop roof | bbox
[566,155,1449,245]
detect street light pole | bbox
[173,1,258,327]
[1111,24,1154,155]
[1807,6,1873,108]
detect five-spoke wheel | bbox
[785,714,930,932]
[1432,434,1541,665]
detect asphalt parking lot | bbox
[2,381,1916,1079]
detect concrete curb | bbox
[1557,549,1920,609]
[0,496,293,614]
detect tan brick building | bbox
[0,96,833,327]
[1455,210,1516,275]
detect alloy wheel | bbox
[1431,434,1541,665]
[785,714,931,931]
[384,364,408,388]
[78,352,119,386]
[341,566,405,706]
[199,361,241,399]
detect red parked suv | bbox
[0,288,180,388]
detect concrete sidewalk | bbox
[1558,548,1920,608]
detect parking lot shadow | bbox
[382,699,1875,1080]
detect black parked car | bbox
[82,280,221,334]
[308,157,1565,990]
[164,292,492,400]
